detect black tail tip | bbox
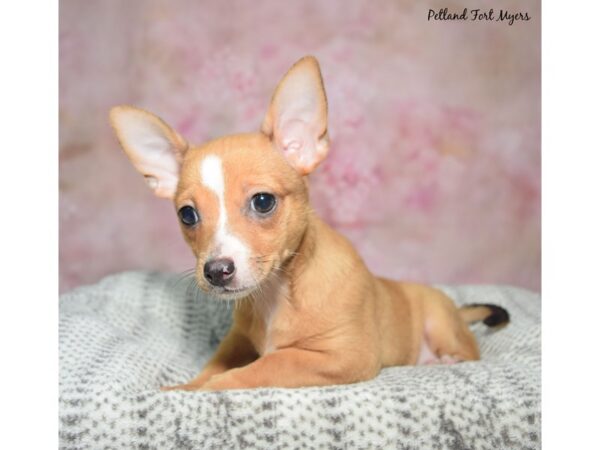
[468,303,510,327]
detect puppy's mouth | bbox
[221,285,256,299]
[196,257,280,301]
[201,283,258,301]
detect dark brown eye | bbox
[178,206,200,226]
[251,193,277,214]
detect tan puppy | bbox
[109,56,509,391]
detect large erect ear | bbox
[109,106,188,199]
[261,56,329,175]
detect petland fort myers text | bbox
[428,8,531,25]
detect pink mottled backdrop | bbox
[59,0,540,293]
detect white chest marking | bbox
[256,277,290,355]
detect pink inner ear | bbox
[276,119,318,169]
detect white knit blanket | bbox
[59,271,541,449]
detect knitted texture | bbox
[59,271,541,449]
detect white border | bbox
[543,0,600,447]
[2,0,599,446]
[0,1,58,447]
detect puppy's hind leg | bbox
[418,290,480,365]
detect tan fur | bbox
[110,56,504,391]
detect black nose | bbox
[203,258,236,287]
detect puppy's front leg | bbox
[161,328,257,391]
[201,348,357,390]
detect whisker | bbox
[169,268,197,290]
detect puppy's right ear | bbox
[109,106,188,199]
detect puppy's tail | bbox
[459,304,510,327]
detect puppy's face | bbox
[174,134,308,299]
[110,56,329,299]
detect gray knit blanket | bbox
[59,271,541,449]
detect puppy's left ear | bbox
[261,56,329,175]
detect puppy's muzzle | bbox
[203,258,236,287]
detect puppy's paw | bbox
[422,354,462,366]
[201,370,247,391]
[439,354,461,365]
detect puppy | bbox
[109,56,509,391]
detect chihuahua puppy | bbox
[109,56,509,391]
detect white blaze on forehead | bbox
[200,155,225,202]
[199,155,252,287]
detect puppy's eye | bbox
[251,193,277,214]
[178,206,200,226]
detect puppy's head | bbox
[110,56,329,299]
